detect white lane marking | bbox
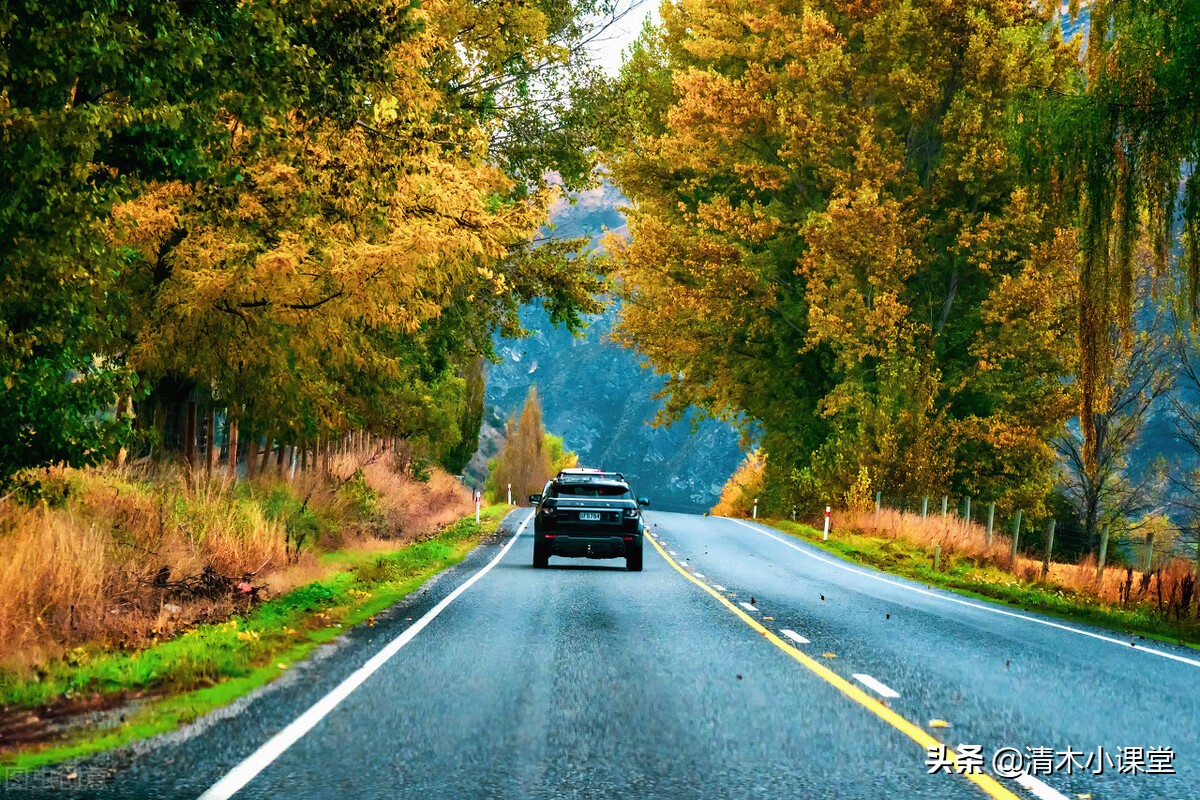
[198,512,535,800]
[739,601,759,612]
[668,550,678,556]
[1014,773,1071,800]
[779,629,810,645]
[713,585,726,592]
[725,518,1200,669]
[693,572,705,578]
[852,673,900,699]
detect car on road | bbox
[529,469,649,570]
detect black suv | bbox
[529,469,649,571]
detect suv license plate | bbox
[579,511,601,521]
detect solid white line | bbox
[1014,773,1071,800]
[198,512,534,800]
[739,601,759,612]
[725,518,1200,669]
[779,629,810,645]
[852,673,900,699]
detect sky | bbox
[587,0,658,77]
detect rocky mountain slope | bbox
[473,183,745,512]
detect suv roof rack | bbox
[556,468,626,483]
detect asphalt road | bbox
[8,510,1199,799]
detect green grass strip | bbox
[761,518,1200,651]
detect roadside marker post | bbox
[507,483,512,506]
[823,506,831,541]
[753,498,758,520]
[986,502,995,547]
[475,491,481,524]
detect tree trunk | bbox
[112,394,132,468]
[226,415,239,476]
[276,441,286,475]
[262,437,274,474]
[247,435,259,479]
[300,442,308,472]
[184,400,198,470]
[206,407,217,475]
[152,401,167,460]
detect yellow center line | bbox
[645,532,1020,800]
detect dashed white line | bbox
[852,673,900,699]
[1013,773,1071,800]
[693,572,705,578]
[713,585,726,591]
[198,512,534,800]
[668,550,678,556]
[739,601,759,612]
[725,518,1200,669]
[779,629,810,645]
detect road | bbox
[8,510,1199,799]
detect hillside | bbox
[473,183,745,512]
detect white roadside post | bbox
[475,491,481,524]
[753,498,758,520]
[507,483,512,506]
[823,506,831,541]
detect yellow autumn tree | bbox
[602,0,1079,513]
[486,388,556,504]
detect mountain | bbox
[473,182,745,512]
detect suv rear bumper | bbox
[542,533,640,559]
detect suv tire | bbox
[533,541,550,568]
[626,541,643,572]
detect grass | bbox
[0,456,474,670]
[0,503,509,774]
[760,515,1200,650]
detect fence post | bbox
[1010,510,1023,563]
[1096,523,1111,583]
[963,496,971,525]
[875,491,882,513]
[922,497,929,520]
[934,544,941,572]
[1144,532,1155,572]
[986,502,995,547]
[1042,519,1056,580]
[941,496,948,518]
[823,506,831,541]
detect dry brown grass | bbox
[836,508,1015,566]
[838,508,1199,613]
[0,452,474,671]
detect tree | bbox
[600,0,1078,512]
[486,387,556,503]
[1057,278,1174,552]
[1,0,618,484]
[1031,0,1200,477]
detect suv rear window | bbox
[551,484,632,499]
